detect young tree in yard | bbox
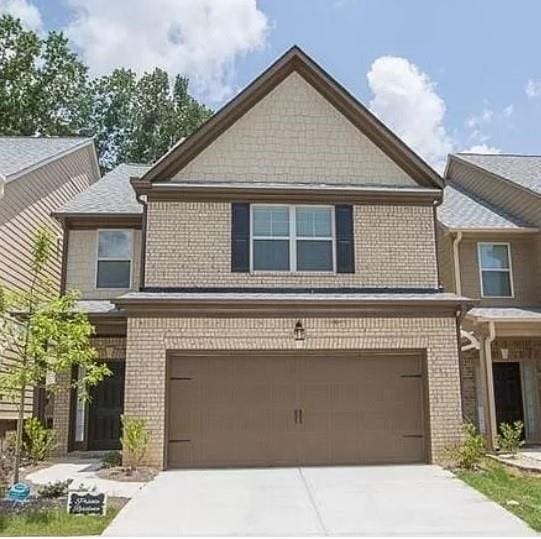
[0,228,110,483]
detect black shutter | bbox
[335,204,355,273]
[231,203,250,272]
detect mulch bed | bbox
[96,466,157,483]
[0,496,66,515]
[0,495,128,516]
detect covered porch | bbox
[461,307,541,449]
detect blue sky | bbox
[3,0,541,169]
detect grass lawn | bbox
[0,506,120,536]
[456,460,541,532]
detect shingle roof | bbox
[455,153,541,195]
[0,137,92,180]
[438,184,533,230]
[56,163,150,215]
[468,307,541,321]
[114,291,471,303]
[74,300,124,315]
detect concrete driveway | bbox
[103,465,534,536]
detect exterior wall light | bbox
[294,321,305,341]
[500,347,509,360]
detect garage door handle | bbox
[294,409,299,424]
[299,408,303,424]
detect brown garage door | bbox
[166,352,427,468]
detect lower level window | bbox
[96,230,132,288]
[478,242,513,297]
[251,205,334,272]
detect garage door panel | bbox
[167,352,426,468]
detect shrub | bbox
[121,415,150,472]
[102,451,122,468]
[38,479,72,498]
[449,421,486,470]
[497,421,524,456]
[23,417,56,464]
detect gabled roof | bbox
[450,153,541,196]
[55,163,150,216]
[438,184,536,231]
[142,46,443,189]
[0,136,95,182]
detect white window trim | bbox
[250,204,336,273]
[477,241,514,298]
[95,229,134,289]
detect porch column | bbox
[479,324,498,449]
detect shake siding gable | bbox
[172,73,418,186]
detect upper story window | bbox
[478,242,513,298]
[96,230,132,288]
[251,205,334,272]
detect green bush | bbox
[120,415,150,472]
[497,421,524,456]
[450,421,486,469]
[23,417,56,464]
[38,479,72,498]
[102,451,122,468]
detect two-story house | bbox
[52,47,471,469]
[0,136,100,437]
[438,153,541,450]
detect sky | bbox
[1,0,541,171]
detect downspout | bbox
[482,321,498,449]
[134,193,148,290]
[452,231,463,295]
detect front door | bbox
[493,362,524,430]
[88,362,125,450]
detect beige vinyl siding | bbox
[437,225,456,292]
[0,145,98,294]
[447,158,541,303]
[457,234,539,306]
[65,229,142,299]
[0,144,99,421]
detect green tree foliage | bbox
[0,228,111,482]
[0,16,88,136]
[0,14,212,169]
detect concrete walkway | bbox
[103,465,534,536]
[26,460,145,498]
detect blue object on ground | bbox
[7,482,30,503]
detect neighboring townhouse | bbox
[438,153,541,450]
[52,46,471,469]
[0,137,100,436]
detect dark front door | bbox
[493,362,524,429]
[88,362,125,450]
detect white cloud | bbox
[462,144,501,154]
[0,0,43,32]
[63,0,269,102]
[503,104,514,117]
[367,56,453,172]
[526,79,541,99]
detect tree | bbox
[0,228,110,483]
[0,14,213,170]
[0,15,89,136]
[90,68,212,169]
